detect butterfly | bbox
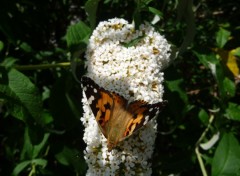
[81,76,167,151]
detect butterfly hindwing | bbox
[121,100,167,139]
[81,76,114,137]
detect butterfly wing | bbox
[105,92,129,148]
[82,76,167,150]
[120,100,167,140]
[81,76,114,138]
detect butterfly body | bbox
[81,76,167,151]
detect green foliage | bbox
[66,21,91,48]
[0,68,42,123]
[216,28,231,48]
[84,0,100,30]
[0,0,240,175]
[212,133,240,176]
[225,103,240,121]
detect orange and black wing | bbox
[122,100,167,138]
[81,76,114,138]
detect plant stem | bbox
[15,62,71,70]
[28,163,36,176]
[195,114,215,176]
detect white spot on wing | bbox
[94,88,97,93]
[143,115,149,125]
[149,108,153,112]
[88,95,95,104]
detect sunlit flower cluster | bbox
[81,18,171,175]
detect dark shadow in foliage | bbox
[0,66,8,85]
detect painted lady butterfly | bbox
[81,76,167,151]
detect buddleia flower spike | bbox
[81,18,171,175]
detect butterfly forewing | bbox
[81,76,114,137]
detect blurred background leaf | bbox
[212,133,240,176]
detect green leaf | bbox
[222,77,236,98]
[166,79,188,104]
[12,159,47,176]
[195,52,230,99]
[32,133,50,158]
[214,67,227,100]
[225,103,240,121]
[66,21,91,48]
[12,160,31,176]
[148,7,163,17]
[0,40,4,52]
[31,158,47,167]
[42,86,50,101]
[21,127,50,159]
[233,47,240,57]
[0,69,43,123]
[21,127,33,160]
[195,52,218,68]
[0,57,18,69]
[19,42,33,53]
[41,111,54,124]
[55,146,73,166]
[55,146,87,174]
[212,133,240,176]
[198,109,209,125]
[216,28,231,48]
[121,35,145,48]
[85,0,100,29]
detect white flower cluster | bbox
[81,18,171,175]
